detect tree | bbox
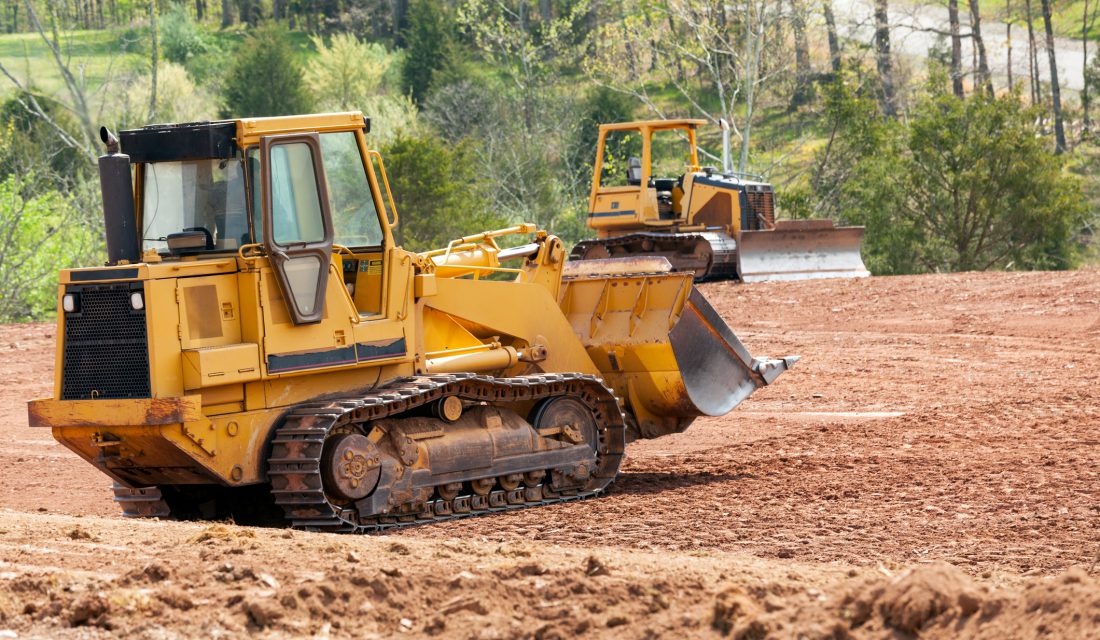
[306,34,391,111]
[380,133,505,251]
[873,0,896,115]
[584,0,790,173]
[221,24,313,117]
[1039,0,1066,153]
[904,86,1081,270]
[800,74,1084,274]
[401,0,453,105]
[822,0,841,73]
[948,0,964,97]
[968,0,993,95]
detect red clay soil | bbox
[0,270,1097,638]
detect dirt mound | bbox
[709,563,1100,639]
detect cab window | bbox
[247,133,385,248]
[599,129,643,188]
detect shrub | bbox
[221,24,312,117]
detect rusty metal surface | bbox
[259,373,627,532]
[737,222,870,282]
[27,396,203,428]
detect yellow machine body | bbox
[575,119,869,282]
[27,112,794,529]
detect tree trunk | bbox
[873,0,897,115]
[220,0,231,26]
[149,0,157,120]
[392,0,409,47]
[823,0,841,73]
[969,0,994,94]
[739,15,762,173]
[538,0,550,20]
[948,0,964,97]
[272,0,280,21]
[1006,0,1012,88]
[1084,0,1091,134]
[1040,0,1066,152]
[1025,0,1039,105]
[791,0,812,107]
[195,0,203,21]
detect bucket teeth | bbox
[751,356,801,385]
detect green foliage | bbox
[401,0,454,105]
[0,172,100,322]
[221,24,313,117]
[380,133,505,252]
[306,33,392,111]
[567,85,637,189]
[0,92,87,185]
[798,74,1086,274]
[160,3,210,64]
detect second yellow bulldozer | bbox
[27,112,795,531]
[571,119,870,282]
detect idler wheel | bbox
[531,397,598,450]
[321,433,381,502]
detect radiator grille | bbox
[744,186,775,230]
[61,283,150,400]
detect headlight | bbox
[130,292,145,310]
[62,293,77,313]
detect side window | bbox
[270,143,326,244]
[651,129,693,180]
[599,129,644,188]
[319,132,385,248]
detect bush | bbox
[380,133,505,251]
[161,3,210,64]
[803,74,1086,274]
[0,173,100,321]
[306,33,393,111]
[111,62,218,128]
[221,24,312,117]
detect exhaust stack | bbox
[98,127,140,265]
[720,118,732,174]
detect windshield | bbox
[248,132,385,248]
[142,158,249,253]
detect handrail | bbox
[368,150,399,229]
[434,264,527,282]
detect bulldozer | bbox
[570,119,870,282]
[26,113,796,532]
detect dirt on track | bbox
[0,270,1098,638]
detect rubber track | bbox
[570,232,739,281]
[267,373,627,533]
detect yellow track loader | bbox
[27,113,796,531]
[571,119,870,282]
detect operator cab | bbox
[589,119,704,228]
[118,116,398,324]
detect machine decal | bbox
[267,345,358,373]
[356,337,406,362]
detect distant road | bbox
[833,0,1087,92]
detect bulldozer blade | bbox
[670,288,798,416]
[737,220,870,283]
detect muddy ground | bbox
[0,270,1098,638]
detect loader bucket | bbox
[737,220,869,283]
[558,265,796,439]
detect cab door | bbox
[260,133,333,325]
